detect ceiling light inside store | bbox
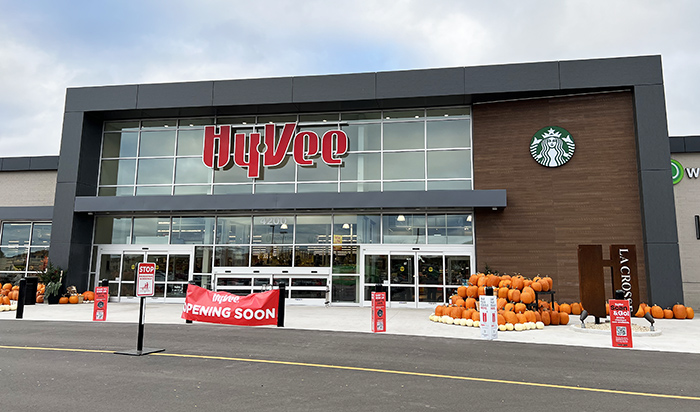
[397,215,406,222]
[342,223,350,229]
[280,223,288,230]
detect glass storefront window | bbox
[0,247,28,271]
[364,254,387,284]
[332,275,358,303]
[295,216,331,244]
[427,119,470,149]
[28,247,49,271]
[132,217,169,244]
[294,245,331,267]
[1,223,31,246]
[94,217,131,244]
[171,217,214,244]
[102,131,138,158]
[194,246,213,273]
[332,245,357,274]
[341,123,381,152]
[139,130,176,156]
[177,129,207,155]
[252,216,294,244]
[100,159,137,186]
[251,246,293,266]
[214,246,250,266]
[383,214,426,244]
[217,217,251,244]
[383,152,425,180]
[340,152,381,181]
[31,223,51,246]
[137,158,174,185]
[174,158,212,184]
[445,256,470,285]
[427,150,470,179]
[383,122,424,150]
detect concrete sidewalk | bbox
[2,301,699,354]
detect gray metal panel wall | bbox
[0,206,53,220]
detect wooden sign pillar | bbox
[577,244,640,321]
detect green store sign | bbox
[529,126,575,168]
[672,159,700,185]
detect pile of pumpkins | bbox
[56,290,95,304]
[633,302,694,320]
[1,282,96,306]
[430,273,572,331]
[1,283,19,311]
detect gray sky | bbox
[1,0,698,157]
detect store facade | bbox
[47,55,684,307]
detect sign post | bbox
[371,291,386,333]
[115,263,163,356]
[609,299,633,348]
[92,286,109,321]
[479,287,498,340]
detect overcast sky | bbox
[0,0,698,157]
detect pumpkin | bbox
[497,298,507,311]
[504,303,514,312]
[559,303,572,314]
[86,291,95,301]
[450,306,462,318]
[550,311,561,325]
[464,308,476,320]
[503,311,518,324]
[468,274,479,286]
[497,314,506,325]
[634,305,645,317]
[672,304,687,319]
[435,305,444,316]
[524,310,537,323]
[541,310,551,326]
[454,298,465,307]
[487,275,500,287]
[523,279,532,288]
[2,283,12,290]
[58,297,69,304]
[477,286,486,296]
[520,291,535,305]
[477,275,487,287]
[507,289,521,303]
[650,305,664,319]
[471,310,480,322]
[531,281,542,292]
[663,308,673,319]
[515,313,527,324]
[543,277,553,290]
[534,311,542,322]
[465,297,477,309]
[687,306,695,319]
[457,286,468,298]
[511,277,524,290]
[1,296,9,305]
[569,302,581,315]
[36,295,44,303]
[560,312,570,325]
[514,302,526,313]
[466,285,478,298]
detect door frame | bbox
[360,244,474,308]
[96,244,194,302]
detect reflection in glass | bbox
[332,276,358,302]
[364,254,387,284]
[295,216,331,244]
[100,159,137,186]
[137,158,174,185]
[390,286,415,302]
[175,158,212,184]
[121,254,143,282]
[0,247,28,271]
[99,254,121,281]
[427,150,470,179]
[340,152,381,181]
[251,246,293,266]
[31,223,51,246]
[446,256,470,285]
[294,245,331,267]
[426,119,470,149]
[383,122,424,150]
[139,130,176,156]
[332,245,357,274]
[383,214,425,244]
[28,247,49,271]
[171,217,214,244]
[383,152,424,180]
[419,287,443,303]
[102,131,138,158]
[194,246,213,273]
[217,217,251,244]
[132,217,169,244]
[177,129,206,155]
[390,255,414,284]
[1,223,31,246]
[94,217,131,244]
[147,254,167,281]
[341,123,381,152]
[168,255,190,281]
[252,216,294,244]
[214,246,250,266]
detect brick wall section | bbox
[473,91,647,302]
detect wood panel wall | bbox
[473,91,647,302]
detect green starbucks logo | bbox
[530,126,575,167]
[671,159,684,184]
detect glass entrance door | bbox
[362,246,472,308]
[96,245,193,301]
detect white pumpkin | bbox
[498,324,507,331]
[514,323,524,331]
[473,320,480,327]
[505,323,514,331]
[460,318,468,326]
[466,318,474,327]
[535,321,545,329]
[445,317,454,325]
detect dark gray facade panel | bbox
[0,206,53,220]
[56,112,86,184]
[645,242,684,306]
[52,182,79,233]
[73,190,507,213]
[634,84,672,170]
[65,85,138,112]
[464,62,560,94]
[1,157,31,171]
[47,241,71,276]
[639,170,679,243]
[292,73,376,103]
[29,156,60,170]
[682,136,700,153]
[376,67,465,99]
[213,77,293,106]
[669,137,686,153]
[64,241,93,292]
[136,81,214,109]
[75,115,103,195]
[560,55,663,89]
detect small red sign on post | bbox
[136,262,156,297]
[93,286,109,321]
[371,292,386,333]
[609,299,633,348]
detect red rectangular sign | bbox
[609,299,633,348]
[136,262,156,297]
[92,286,109,321]
[371,292,386,332]
[181,284,279,326]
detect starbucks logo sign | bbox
[530,126,575,167]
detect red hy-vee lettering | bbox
[202,123,349,178]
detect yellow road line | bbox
[2,345,698,401]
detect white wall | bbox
[0,170,57,207]
[672,153,700,309]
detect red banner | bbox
[181,285,280,326]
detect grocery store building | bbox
[0,55,687,308]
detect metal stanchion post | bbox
[185,281,195,324]
[16,278,26,319]
[277,282,286,327]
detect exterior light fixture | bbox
[580,309,589,329]
[397,215,406,222]
[644,311,655,331]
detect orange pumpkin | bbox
[515,313,527,324]
[464,308,476,320]
[550,311,561,325]
[453,297,465,307]
[514,302,526,313]
[524,310,537,323]
[450,306,462,318]
[465,297,477,309]
[497,297,507,311]
[466,285,478,298]
[457,285,467,299]
[504,302,514,312]
[59,297,69,304]
[559,303,572,314]
[469,274,479,286]
[570,302,581,315]
[503,311,518,324]
[511,277,524,290]
[672,304,687,319]
[634,305,645,317]
[541,310,551,326]
[686,306,695,319]
[531,281,542,292]
[36,294,44,303]
[1,296,9,305]
[497,314,506,325]
[498,287,509,299]
[650,305,664,319]
[520,291,535,305]
[663,308,673,319]
[435,305,444,316]
[2,283,12,290]
[471,310,480,321]
[507,289,521,303]
[559,312,570,325]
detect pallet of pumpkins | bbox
[429,273,572,331]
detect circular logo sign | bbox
[530,126,575,167]
[671,159,684,185]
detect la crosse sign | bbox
[202,123,349,178]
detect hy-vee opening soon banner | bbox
[182,284,280,326]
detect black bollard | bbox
[185,281,195,324]
[16,278,26,319]
[277,282,286,327]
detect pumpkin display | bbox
[559,303,572,314]
[571,302,582,315]
[36,295,44,303]
[663,308,674,319]
[559,312,570,325]
[465,297,476,309]
[457,286,467,298]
